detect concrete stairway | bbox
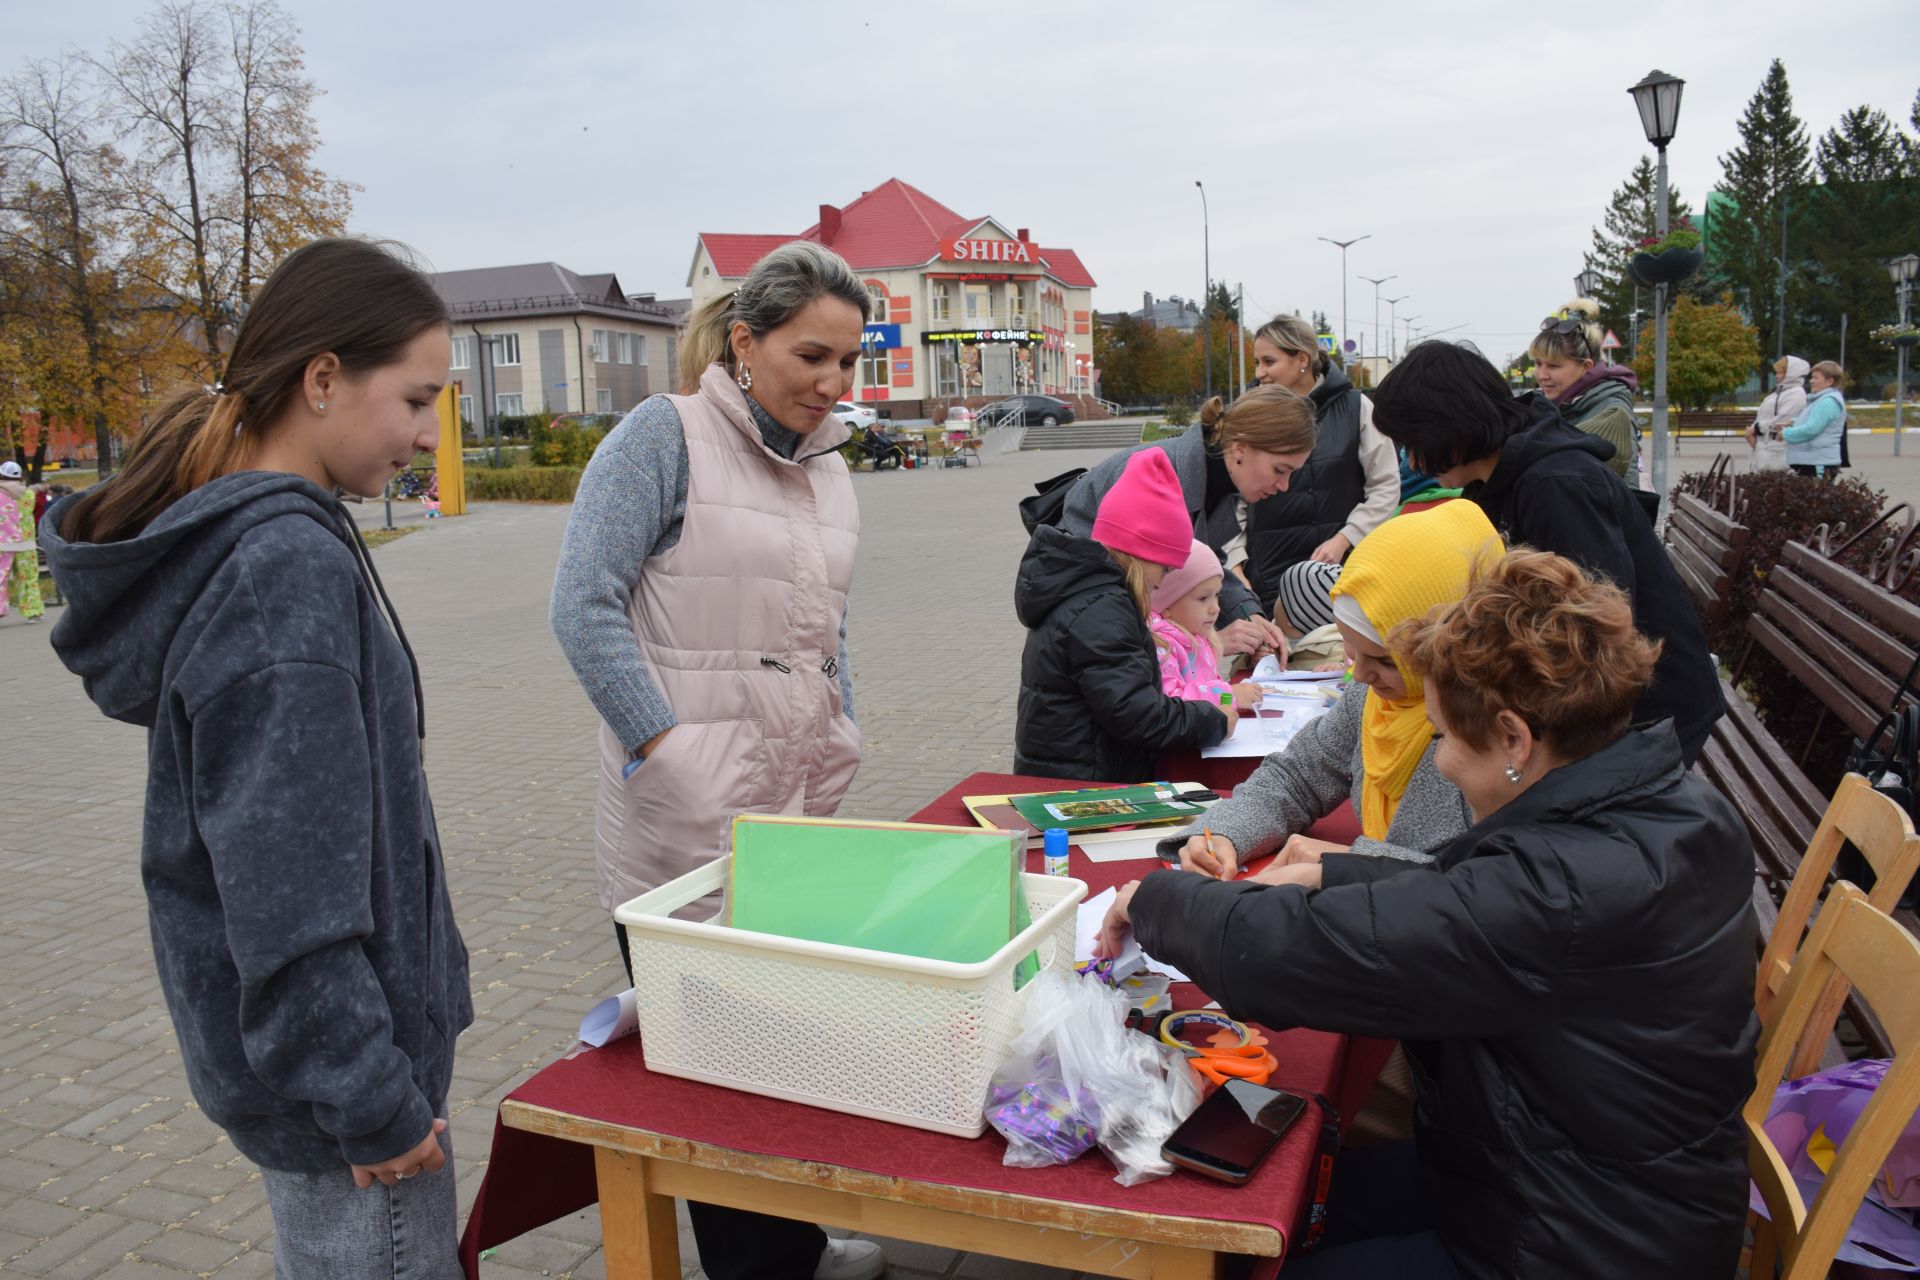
[1018,419,1148,451]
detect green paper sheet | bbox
[728,818,1035,978]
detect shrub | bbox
[530,421,606,466]
[1674,467,1886,792]
[1165,400,1194,427]
[465,466,583,503]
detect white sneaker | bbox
[814,1238,887,1280]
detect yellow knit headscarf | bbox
[1329,501,1503,840]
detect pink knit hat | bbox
[1091,449,1191,568]
[1149,539,1226,613]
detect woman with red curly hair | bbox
[1097,550,1756,1280]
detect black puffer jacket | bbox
[1014,524,1226,781]
[1472,395,1723,762]
[1131,723,1756,1280]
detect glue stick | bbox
[1043,828,1070,876]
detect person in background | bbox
[1100,552,1756,1280]
[1242,313,1399,611]
[1783,359,1848,479]
[550,240,887,1280]
[1746,354,1807,473]
[1148,538,1265,711]
[1048,385,1309,666]
[1369,340,1723,762]
[1162,501,1491,877]
[0,461,43,621]
[41,238,472,1278]
[1528,300,1639,483]
[1016,449,1232,782]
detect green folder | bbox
[727,817,1039,983]
[1008,784,1206,835]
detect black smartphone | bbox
[1161,1080,1309,1185]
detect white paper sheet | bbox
[578,987,639,1047]
[1075,887,1191,982]
[1202,702,1330,758]
[1079,831,1175,863]
[1250,654,1347,685]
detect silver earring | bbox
[316,402,327,411]
[735,364,751,391]
[1505,764,1523,785]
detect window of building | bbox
[930,285,953,322]
[861,342,889,391]
[616,332,633,365]
[632,333,647,365]
[450,336,471,369]
[591,329,611,363]
[496,392,524,416]
[492,333,521,366]
[597,387,614,412]
[459,394,474,425]
[867,284,888,324]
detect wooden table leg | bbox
[1146,1243,1218,1280]
[595,1146,681,1279]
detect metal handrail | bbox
[448,293,684,322]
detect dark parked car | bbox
[978,395,1075,427]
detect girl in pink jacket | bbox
[1149,539,1264,711]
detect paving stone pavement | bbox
[0,443,1125,1280]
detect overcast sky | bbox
[12,0,1920,366]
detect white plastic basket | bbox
[613,863,1085,1137]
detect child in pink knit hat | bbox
[1149,539,1265,711]
[1014,450,1234,782]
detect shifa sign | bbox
[939,237,1036,265]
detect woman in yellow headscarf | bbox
[1160,500,1502,876]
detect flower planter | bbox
[1894,334,1920,350]
[1629,246,1705,288]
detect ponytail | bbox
[60,238,448,545]
[679,241,871,394]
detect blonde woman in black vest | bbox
[1244,314,1399,627]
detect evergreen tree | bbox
[1793,105,1920,393]
[1582,156,1694,354]
[1713,59,1812,383]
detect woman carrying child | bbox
[1016,449,1234,782]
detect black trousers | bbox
[1281,1142,1464,1279]
[615,923,829,1280]
[1790,463,1836,480]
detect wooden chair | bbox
[1747,883,1920,1279]
[1755,774,1920,1076]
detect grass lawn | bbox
[360,527,418,550]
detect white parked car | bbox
[832,402,879,432]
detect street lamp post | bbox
[1318,234,1371,359]
[1574,268,1598,299]
[1383,295,1409,362]
[1195,181,1211,401]
[1628,68,1686,506]
[1893,253,1919,455]
[1402,315,1421,355]
[1360,274,1396,377]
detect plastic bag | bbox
[1749,1058,1920,1271]
[984,969,1202,1185]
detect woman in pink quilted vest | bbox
[550,242,886,1280]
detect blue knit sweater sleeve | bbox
[549,398,690,752]
[1781,394,1842,444]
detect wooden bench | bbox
[1676,410,1753,436]
[1663,476,1750,628]
[1694,534,1920,1059]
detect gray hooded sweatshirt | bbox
[41,472,472,1172]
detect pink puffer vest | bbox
[592,363,862,911]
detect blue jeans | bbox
[259,1124,461,1280]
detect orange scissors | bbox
[1158,1012,1279,1086]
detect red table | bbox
[458,773,1389,1279]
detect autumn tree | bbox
[97,0,350,378]
[0,56,130,476]
[1630,294,1759,411]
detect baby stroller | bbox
[854,428,907,471]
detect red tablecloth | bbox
[458,773,1391,1278]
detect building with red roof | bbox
[689,179,1098,419]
